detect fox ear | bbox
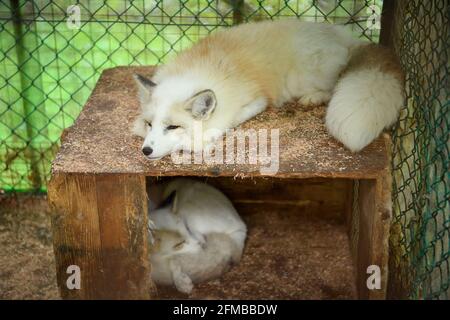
[158,190,178,214]
[185,89,216,120]
[170,191,179,214]
[133,74,156,105]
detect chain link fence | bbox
[387,0,449,299]
[0,0,448,299]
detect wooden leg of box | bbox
[356,171,392,299]
[48,173,153,299]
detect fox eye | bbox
[146,121,152,128]
[166,125,180,130]
[173,241,185,250]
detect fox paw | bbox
[191,231,207,248]
[298,91,331,107]
[174,273,194,294]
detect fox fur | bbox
[148,179,247,293]
[133,19,404,158]
[325,43,405,151]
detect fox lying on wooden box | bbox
[132,19,404,159]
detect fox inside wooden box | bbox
[147,175,356,300]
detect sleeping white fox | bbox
[132,19,404,159]
[148,179,247,294]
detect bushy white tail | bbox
[325,45,404,152]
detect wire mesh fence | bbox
[0,0,448,299]
[388,0,449,299]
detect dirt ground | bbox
[0,195,59,299]
[0,195,356,300]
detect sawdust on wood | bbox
[51,66,389,179]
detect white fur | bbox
[133,20,362,158]
[150,232,240,294]
[325,69,404,151]
[133,19,403,156]
[148,179,247,293]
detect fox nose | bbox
[142,146,153,156]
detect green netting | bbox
[387,0,449,299]
[0,0,448,299]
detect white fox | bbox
[148,179,247,293]
[133,19,404,158]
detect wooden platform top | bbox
[51,66,389,179]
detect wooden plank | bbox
[48,173,153,299]
[356,179,376,299]
[95,174,153,299]
[48,174,102,299]
[371,167,392,299]
[207,177,349,221]
[344,179,355,235]
[148,177,350,220]
[355,170,392,299]
[380,0,397,47]
[50,66,389,179]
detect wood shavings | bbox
[51,66,389,179]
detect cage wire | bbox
[387,0,449,300]
[0,0,448,299]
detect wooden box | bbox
[48,67,392,299]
